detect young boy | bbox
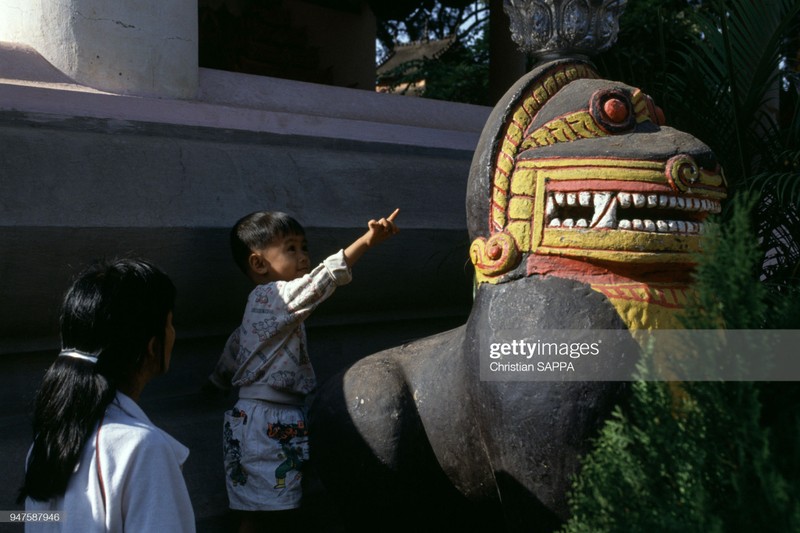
[207,209,399,532]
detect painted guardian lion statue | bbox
[308,53,726,533]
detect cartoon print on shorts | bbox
[267,420,309,491]
[224,408,248,486]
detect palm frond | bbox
[665,0,800,286]
[667,0,800,184]
[749,170,800,207]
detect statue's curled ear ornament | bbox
[470,230,521,284]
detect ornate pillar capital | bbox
[503,0,627,59]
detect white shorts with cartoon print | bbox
[222,398,309,511]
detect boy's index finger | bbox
[387,208,400,222]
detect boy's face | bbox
[253,233,310,283]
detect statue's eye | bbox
[603,97,629,123]
[590,89,635,133]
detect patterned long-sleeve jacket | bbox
[209,250,352,405]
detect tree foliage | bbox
[374,1,490,104]
[374,1,488,62]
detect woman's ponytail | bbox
[19,258,175,503]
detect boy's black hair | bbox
[230,211,305,276]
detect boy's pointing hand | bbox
[366,208,400,246]
[344,208,400,267]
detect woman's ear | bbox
[146,336,157,357]
[146,336,159,360]
[248,252,270,276]
[146,336,167,373]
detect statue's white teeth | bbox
[590,192,616,229]
[546,196,556,218]
[618,218,704,234]
[546,191,721,232]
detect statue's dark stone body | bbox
[309,276,637,532]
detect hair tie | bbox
[59,349,100,364]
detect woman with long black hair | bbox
[19,258,195,532]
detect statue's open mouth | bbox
[530,161,727,262]
[545,191,722,234]
[470,156,728,272]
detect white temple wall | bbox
[0,0,198,98]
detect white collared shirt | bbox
[25,392,195,532]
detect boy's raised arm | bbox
[343,208,400,268]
